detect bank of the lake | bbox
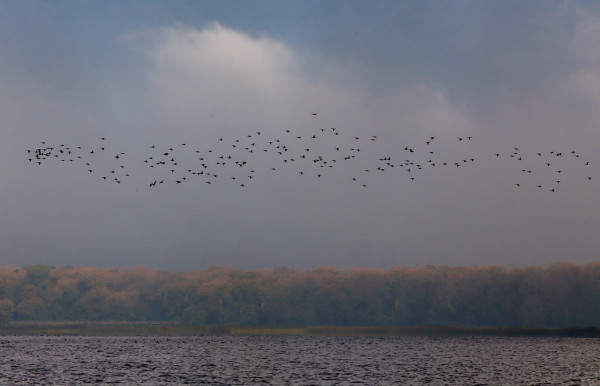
[2,322,599,337]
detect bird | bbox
[27,126,598,194]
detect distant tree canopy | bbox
[0,263,598,328]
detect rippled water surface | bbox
[0,335,599,384]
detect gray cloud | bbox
[3,3,600,270]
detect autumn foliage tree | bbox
[0,263,599,328]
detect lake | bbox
[0,335,598,384]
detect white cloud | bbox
[123,23,473,143]
[154,24,293,97]
[139,23,312,132]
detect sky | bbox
[3,1,600,270]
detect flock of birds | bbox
[27,118,596,193]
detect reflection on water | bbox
[0,335,599,384]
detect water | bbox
[0,335,598,384]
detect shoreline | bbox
[1,323,598,337]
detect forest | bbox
[0,263,598,328]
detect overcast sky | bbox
[3,1,600,270]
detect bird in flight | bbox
[27,125,597,194]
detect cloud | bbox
[127,23,337,138]
[148,23,297,119]
[8,14,600,270]
[121,23,475,144]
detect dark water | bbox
[0,335,599,384]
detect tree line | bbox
[0,263,598,328]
